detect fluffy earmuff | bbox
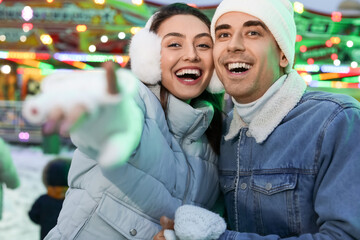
[129,28,162,85]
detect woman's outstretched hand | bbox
[153,216,175,240]
[22,61,143,168]
[23,61,120,137]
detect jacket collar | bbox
[224,70,306,143]
[149,85,214,141]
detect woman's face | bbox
[157,14,214,101]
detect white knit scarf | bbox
[224,70,307,143]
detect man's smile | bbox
[226,62,252,74]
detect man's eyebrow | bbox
[243,20,268,31]
[215,24,231,33]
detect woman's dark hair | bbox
[149,3,211,32]
[151,3,223,155]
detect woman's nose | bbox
[183,46,200,62]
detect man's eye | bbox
[217,33,230,39]
[168,43,181,47]
[247,31,260,36]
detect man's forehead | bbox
[215,11,263,27]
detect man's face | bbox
[213,12,288,103]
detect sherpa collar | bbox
[149,85,214,141]
[224,70,306,143]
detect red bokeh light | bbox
[331,12,342,22]
[307,58,314,65]
[325,40,333,47]
[331,53,338,60]
[300,45,307,53]
[296,35,303,42]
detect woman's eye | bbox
[197,44,211,48]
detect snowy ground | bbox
[0,144,74,240]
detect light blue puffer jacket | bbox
[45,69,219,240]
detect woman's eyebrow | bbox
[195,33,212,39]
[163,32,184,39]
[163,32,211,39]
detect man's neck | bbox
[233,75,287,124]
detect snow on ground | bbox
[0,144,74,240]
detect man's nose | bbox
[227,33,245,52]
[183,45,200,62]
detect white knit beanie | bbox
[211,0,296,73]
[129,13,224,93]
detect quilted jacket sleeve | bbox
[70,69,144,167]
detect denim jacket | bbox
[219,71,360,239]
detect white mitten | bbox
[22,69,119,125]
[173,205,226,240]
[164,230,177,240]
[22,68,142,168]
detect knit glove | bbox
[165,205,226,240]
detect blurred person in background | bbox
[0,138,20,221]
[29,158,71,240]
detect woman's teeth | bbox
[176,69,201,81]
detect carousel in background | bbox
[0,0,359,146]
[293,0,360,99]
[0,0,191,146]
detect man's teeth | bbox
[228,62,252,71]
[176,69,200,77]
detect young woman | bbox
[26,3,224,240]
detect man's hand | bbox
[153,216,175,240]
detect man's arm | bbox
[220,106,360,240]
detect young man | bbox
[154,0,360,239]
[212,0,360,239]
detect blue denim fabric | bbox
[219,91,360,240]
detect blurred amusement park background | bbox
[0,0,359,146]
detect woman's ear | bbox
[279,51,289,68]
[129,29,162,84]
